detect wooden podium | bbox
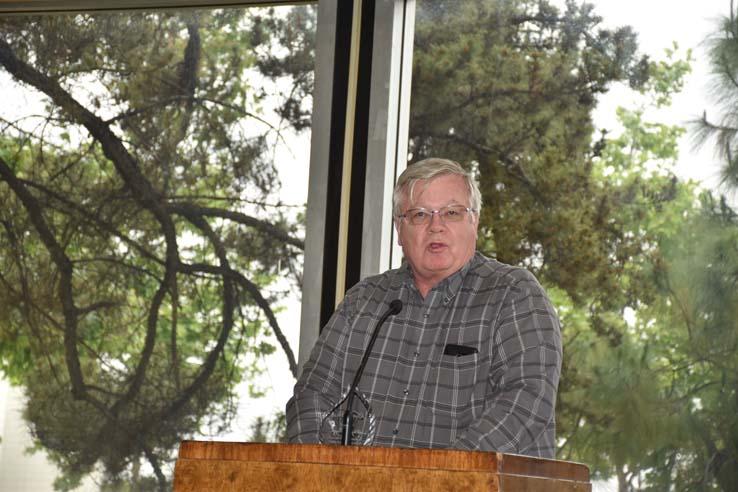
[173,441,591,491]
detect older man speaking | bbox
[286,158,562,458]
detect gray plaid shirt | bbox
[286,252,562,457]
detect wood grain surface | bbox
[173,441,591,491]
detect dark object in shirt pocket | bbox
[443,343,478,357]
[420,348,480,432]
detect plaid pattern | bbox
[286,252,562,458]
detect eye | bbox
[444,208,460,217]
[411,210,429,219]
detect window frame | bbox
[0,0,313,14]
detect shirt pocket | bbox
[420,352,479,423]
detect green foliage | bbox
[0,5,313,490]
[557,43,737,490]
[409,3,738,490]
[693,1,738,189]
[640,196,738,492]
[2,2,737,492]
[550,47,734,490]
[641,43,693,107]
[410,0,651,306]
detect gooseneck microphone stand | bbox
[341,299,403,446]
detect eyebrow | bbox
[408,200,463,209]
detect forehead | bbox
[406,174,469,206]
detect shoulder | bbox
[468,252,539,284]
[467,254,560,334]
[340,266,407,317]
[466,252,547,296]
[349,266,404,295]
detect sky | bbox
[590,0,732,190]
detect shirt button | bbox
[392,429,399,435]
[423,313,429,318]
[413,351,420,357]
[443,297,450,304]
[403,388,409,395]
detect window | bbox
[0,3,317,487]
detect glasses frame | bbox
[396,205,477,226]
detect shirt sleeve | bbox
[451,271,562,457]
[285,292,355,443]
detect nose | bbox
[427,211,446,231]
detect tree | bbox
[410,0,650,306]
[694,0,738,190]
[641,194,738,492]
[550,51,708,490]
[0,6,314,490]
[647,2,738,488]
[408,2,734,490]
[4,1,735,490]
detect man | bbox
[286,158,562,458]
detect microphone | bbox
[341,299,403,445]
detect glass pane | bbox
[0,4,314,488]
[408,0,736,489]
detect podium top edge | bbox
[176,441,590,482]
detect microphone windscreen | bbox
[388,299,403,315]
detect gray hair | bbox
[392,157,482,217]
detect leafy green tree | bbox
[409,2,737,490]
[639,195,738,492]
[4,1,736,491]
[410,0,651,306]
[641,2,738,489]
[586,191,738,492]
[552,53,705,490]
[546,36,737,492]
[0,6,314,490]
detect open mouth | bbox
[428,242,447,252]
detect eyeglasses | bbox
[396,205,476,226]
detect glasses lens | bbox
[408,209,430,225]
[405,206,469,225]
[442,205,467,222]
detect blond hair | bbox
[393,158,482,216]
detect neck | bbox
[412,275,439,299]
[416,283,432,299]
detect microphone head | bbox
[388,299,403,315]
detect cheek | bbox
[399,230,423,251]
